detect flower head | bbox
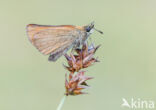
[64,43,101,96]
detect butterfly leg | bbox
[71,42,81,53]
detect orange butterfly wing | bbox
[26,24,81,55]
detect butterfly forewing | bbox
[26,24,81,55]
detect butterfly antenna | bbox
[94,28,103,34]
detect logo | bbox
[121,98,155,109]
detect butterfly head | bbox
[85,21,103,35]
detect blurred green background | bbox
[0,0,156,110]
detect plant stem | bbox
[56,95,66,110]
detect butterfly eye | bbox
[85,23,94,32]
[86,27,91,32]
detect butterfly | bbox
[26,22,103,61]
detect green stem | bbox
[56,95,66,110]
